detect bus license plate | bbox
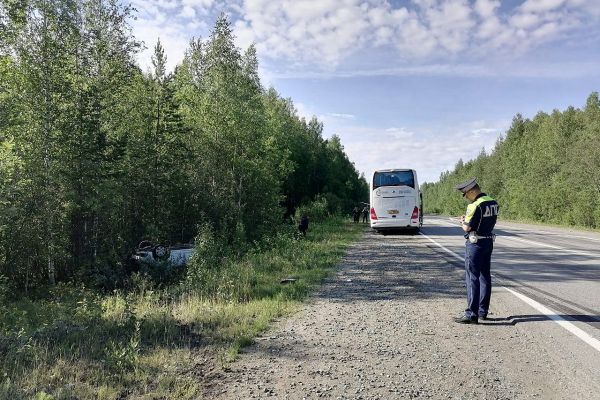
[387,210,399,214]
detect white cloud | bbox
[520,0,566,13]
[127,1,600,76]
[423,0,475,53]
[292,103,357,124]
[474,0,500,18]
[268,60,600,80]
[123,1,600,187]
[180,6,197,18]
[234,0,374,67]
[129,0,215,71]
[385,127,415,139]
[182,0,214,7]
[511,12,541,29]
[293,102,316,121]
[132,20,190,72]
[286,103,484,183]
[328,113,356,120]
[331,120,508,183]
[476,16,502,40]
[230,0,600,69]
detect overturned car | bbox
[130,241,195,267]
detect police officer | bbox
[454,178,499,324]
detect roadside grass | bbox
[0,218,364,399]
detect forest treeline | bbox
[422,93,600,228]
[0,1,368,290]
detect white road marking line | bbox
[503,287,600,352]
[493,223,600,243]
[499,235,600,258]
[444,216,600,243]
[418,231,600,353]
[419,232,463,263]
[505,230,600,243]
[429,217,600,258]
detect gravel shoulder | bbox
[209,229,598,399]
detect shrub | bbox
[296,196,330,222]
[105,321,141,373]
[185,224,228,289]
[0,274,9,303]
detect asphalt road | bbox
[420,215,600,386]
[213,222,600,399]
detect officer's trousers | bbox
[464,240,493,319]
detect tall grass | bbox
[0,218,363,399]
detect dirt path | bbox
[208,230,596,399]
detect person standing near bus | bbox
[361,206,368,223]
[454,178,499,324]
[352,206,360,223]
[298,214,309,237]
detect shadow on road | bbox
[421,225,462,236]
[480,314,600,327]
[375,228,420,236]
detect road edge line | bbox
[441,217,599,257]
[418,232,600,353]
[419,231,464,263]
[503,287,600,352]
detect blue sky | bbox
[128,0,600,183]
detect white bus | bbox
[370,169,423,232]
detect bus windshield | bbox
[373,170,415,189]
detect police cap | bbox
[455,178,478,194]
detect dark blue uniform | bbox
[463,193,499,319]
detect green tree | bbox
[422,94,600,228]
[0,9,368,290]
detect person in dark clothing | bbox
[453,178,499,324]
[352,206,360,223]
[298,215,309,236]
[362,206,369,223]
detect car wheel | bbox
[152,244,170,261]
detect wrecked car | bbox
[130,241,195,267]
